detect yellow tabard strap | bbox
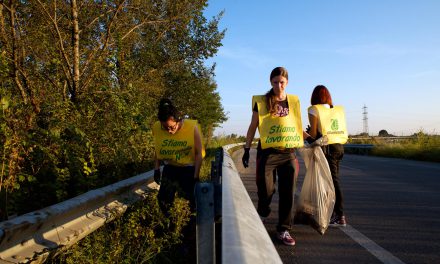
[310,105,348,144]
[153,119,205,166]
[252,94,304,149]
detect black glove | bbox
[242,148,250,168]
[306,125,311,133]
[154,169,161,184]
[305,136,315,144]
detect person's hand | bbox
[305,136,315,144]
[306,125,311,133]
[242,148,250,168]
[154,169,161,184]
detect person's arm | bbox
[154,152,160,170]
[242,111,258,168]
[245,111,259,148]
[303,130,311,139]
[308,112,319,139]
[193,125,203,181]
[154,152,161,184]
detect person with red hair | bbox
[308,85,347,227]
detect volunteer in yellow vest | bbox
[243,67,307,246]
[307,85,348,227]
[153,98,204,213]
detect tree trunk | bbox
[205,124,213,147]
[9,1,28,105]
[71,0,79,101]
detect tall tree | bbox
[0,0,226,217]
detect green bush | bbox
[48,135,243,263]
[50,193,191,264]
[372,142,440,162]
[369,132,440,162]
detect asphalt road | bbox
[233,148,440,264]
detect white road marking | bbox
[340,225,406,264]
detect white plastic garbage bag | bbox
[296,146,335,235]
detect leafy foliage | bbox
[49,135,242,264]
[0,0,226,218]
[371,131,440,162]
[50,193,191,264]
[378,129,390,137]
[349,130,440,162]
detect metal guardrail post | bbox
[212,149,223,264]
[195,148,223,264]
[196,182,215,264]
[343,144,374,155]
[211,149,223,220]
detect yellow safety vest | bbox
[153,119,205,166]
[253,94,304,149]
[309,104,348,144]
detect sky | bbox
[203,0,440,137]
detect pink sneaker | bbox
[277,230,296,246]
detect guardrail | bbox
[2,143,282,264]
[0,171,158,263]
[344,144,374,155]
[195,148,223,264]
[221,143,282,264]
[350,136,414,141]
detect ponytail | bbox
[158,98,181,122]
[265,88,277,115]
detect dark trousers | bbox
[322,144,345,216]
[158,164,197,261]
[256,150,298,232]
[158,164,196,214]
